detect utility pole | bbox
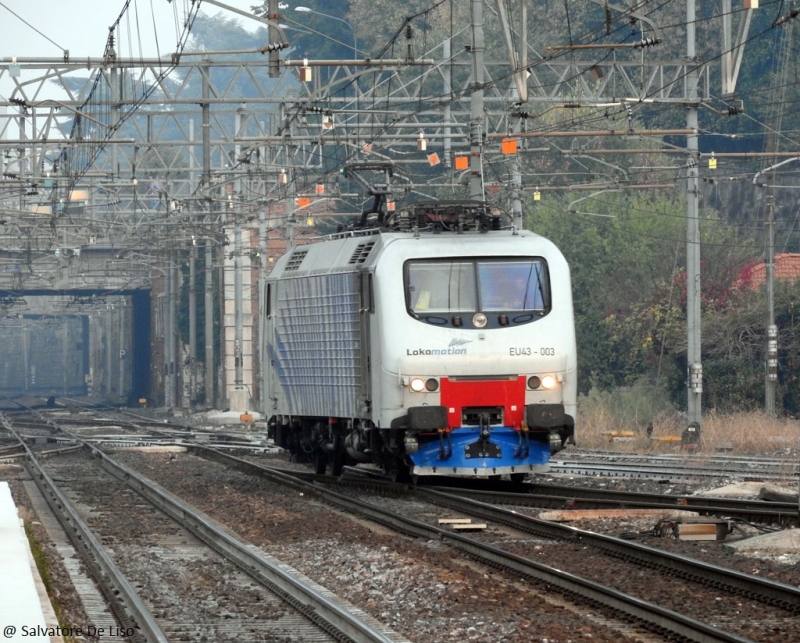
[760,20,791,415]
[685,0,703,431]
[765,183,777,415]
[752,156,796,414]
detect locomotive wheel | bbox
[391,468,409,483]
[388,458,411,483]
[273,423,286,448]
[329,449,345,476]
[509,472,527,484]
[314,449,328,475]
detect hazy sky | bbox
[0,0,267,60]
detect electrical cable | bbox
[0,1,67,52]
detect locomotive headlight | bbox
[425,377,439,392]
[527,375,541,390]
[410,377,426,392]
[541,374,558,390]
[472,312,487,328]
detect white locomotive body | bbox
[263,202,576,479]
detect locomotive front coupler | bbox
[464,413,502,459]
[478,412,492,441]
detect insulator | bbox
[406,24,413,40]
[773,9,800,28]
[634,37,661,48]
[260,42,288,54]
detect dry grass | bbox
[577,405,800,456]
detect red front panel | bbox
[439,376,526,430]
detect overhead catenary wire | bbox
[0,1,68,54]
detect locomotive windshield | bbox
[406,259,549,315]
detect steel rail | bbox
[0,413,169,643]
[9,405,404,643]
[553,450,799,471]
[430,483,800,527]
[558,450,798,466]
[0,444,83,462]
[413,488,800,611]
[86,443,401,643]
[550,462,795,482]
[191,446,759,643]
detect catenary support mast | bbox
[686,0,703,428]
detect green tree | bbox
[528,190,687,391]
[528,190,762,411]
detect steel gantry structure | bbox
[0,1,765,422]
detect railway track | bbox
[1,412,409,643]
[550,450,799,482]
[6,405,800,642]
[184,446,797,643]
[427,482,800,528]
[240,463,800,528]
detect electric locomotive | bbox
[263,200,576,480]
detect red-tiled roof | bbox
[741,253,800,289]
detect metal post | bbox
[258,184,268,413]
[218,186,228,410]
[202,63,215,408]
[285,163,296,250]
[234,210,244,389]
[765,189,777,415]
[110,66,119,182]
[18,112,25,217]
[189,118,198,407]
[233,108,245,396]
[106,306,113,397]
[62,321,68,394]
[685,0,703,428]
[443,39,452,167]
[469,0,485,201]
[509,80,523,232]
[170,261,179,408]
[118,302,126,400]
[762,116,779,415]
[205,237,215,408]
[22,325,29,392]
[268,0,281,78]
[164,265,174,408]
[189,242,198,406]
